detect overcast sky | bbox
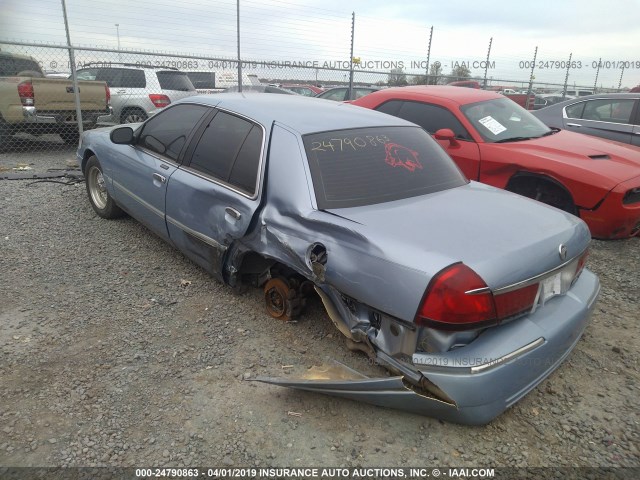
[1,0,639,87]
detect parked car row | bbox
[77,93,601,425]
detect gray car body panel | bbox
[533,93,640,146]
[77,94,600,424]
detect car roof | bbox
[175,93,413,134]
[553,93,639,100]
[365,85,503,105]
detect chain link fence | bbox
[0,38,634,159]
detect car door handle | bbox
[152,173,166,184]
[566,123,582,127]
[225,207,241,220]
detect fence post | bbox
[348,12,355,99]
[593,58,601,93]
[562,53,572,97]
[60,0,83,143]
[525,46,537,109]
[483,37,492,89]
[237,0,242,92]
[617,65,625,91]
[425,26,433,84]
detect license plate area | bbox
[541,272,562,302]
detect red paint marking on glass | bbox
[384,143,422,172]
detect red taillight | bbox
[149,94,171,108]
[494,284,538,319]
[416,263,539,330]
[18,81,34,106]
[105,84,111,106]
[416,263,497,329]
[574,249,589,280]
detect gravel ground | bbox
[0,145,639,470]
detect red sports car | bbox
[352,86,640,239]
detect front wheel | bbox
[85,155,124,219]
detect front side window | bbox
[188,111,263,195]
[461,98,550,142]
[565,102,585,119]
[582,99,635,124]
[303,126,467,209]
[139,104,209,161]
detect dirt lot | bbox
[0,145,639,471]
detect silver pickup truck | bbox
[0,51,111,147]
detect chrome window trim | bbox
[181,106,267,201]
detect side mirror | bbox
[434,128,459,147]
[110,126,134,144]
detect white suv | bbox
[76,64,197,124]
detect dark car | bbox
[315,86,378,101]
[532,93,640,146]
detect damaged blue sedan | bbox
[77,94,600,425]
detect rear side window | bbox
[95,68,146,88]
[188,112,263,195]
[376,100,472,140]
[157,71,195,91]
[582,99,635,124]
[139,104,208,160]
[303,126,467,209]
[186,72,216,89]
[0,56,42,76]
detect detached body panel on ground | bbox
[77,94,599,424]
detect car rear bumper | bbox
[22,106,112,126]
[410,268,599,424]
[255,269,600,425]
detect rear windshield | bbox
[303,126,467,209]
[0,56,43,77]
[186,72,216,89]
[157,71,195,91]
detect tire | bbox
[60,131,80,145]
[121,108,148,124]
[84,155,124,219]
